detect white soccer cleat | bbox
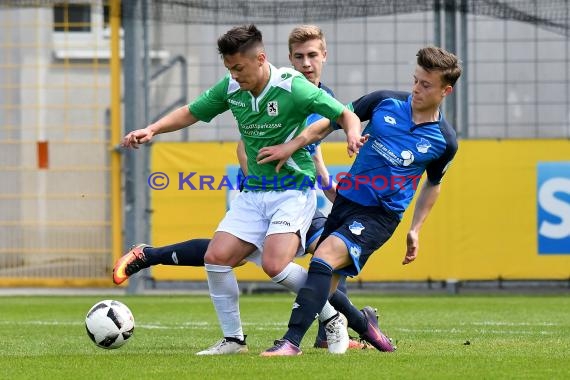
[196,337,248,355]
[324,312,349,354]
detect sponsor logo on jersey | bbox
[228,98,246,107]
[272,220,291,227]
[401,150,415,166]
[416,138,431,153]
[371,140,416,167]
[384,115,396,125]
[267,101,278,116]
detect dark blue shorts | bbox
[317,194,400,276]
[306,209,327,250]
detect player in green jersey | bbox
[122,24,363,355]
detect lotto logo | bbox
[537,162,570,254]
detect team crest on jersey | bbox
[416,138,431,153]
[349,221,365,236]
[267,101,278,116]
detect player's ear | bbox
[442,85,453,97]
[322,49,327,63]
[257,51,266,66]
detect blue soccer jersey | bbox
[305,83,335,156]
[339,90,458,218]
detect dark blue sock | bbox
[143,239,210,266]
[316,276,348,342]
[329,288,367,334]
[284,259,333,347]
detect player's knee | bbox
[313,246,345,269]
[204,249,238,267]
[313,246,333,261]
[261,260,286,278]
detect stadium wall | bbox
[150,140,570,282]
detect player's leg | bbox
[142,239,210,266]
[261,236,349,357]
[112,239,210,285]
[305,210,368,350]
[314,275,370,348]
[262,190,348,355]
[262,195,399,356]
[198,192,265,355]
[265,233,344,338]
[197,231,256,355]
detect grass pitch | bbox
[0,293,568,379]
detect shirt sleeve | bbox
[188,76,230,122]
[292,77,345,122]
[349,90,409,122]
[425,124,458,184]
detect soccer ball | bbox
[85,299,135,349]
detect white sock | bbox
[271,262,337,323]
[205,263,244,341]
[271,262,306,293]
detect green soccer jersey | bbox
[189,63,345,191]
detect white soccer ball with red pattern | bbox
[85,300,135,349]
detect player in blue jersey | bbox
[259,46,462,356]
[116,25,376,354]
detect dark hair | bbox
[416,46,462,87]
[217,24,264,56]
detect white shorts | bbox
[216,190,317,266]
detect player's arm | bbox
[351,90,410,122]
[312,145,337,203]
[122,106,198,148]
[336,108,365,157]
[404,129,457,265]
[256,116,330,171]
[403,180,440,265]
[257,108,365,171]
[123,76,230,149]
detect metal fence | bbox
[0,0,568,287]
[0,1,119,286]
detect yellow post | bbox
[110,0,123,267]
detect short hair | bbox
[288,25,326,54]
[416,46,462,87]
[217,24,264,56]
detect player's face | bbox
[289,39,327,86]
[411,65,452,113]
[223,50,266,94]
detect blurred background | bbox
[0,0,568,292]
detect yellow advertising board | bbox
[150,140,570,282]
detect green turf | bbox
[0,294,568,379]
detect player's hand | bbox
[256,144,296,173]
[122,127,154,149]
[403,230,419,265]
[347,132,369,157]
